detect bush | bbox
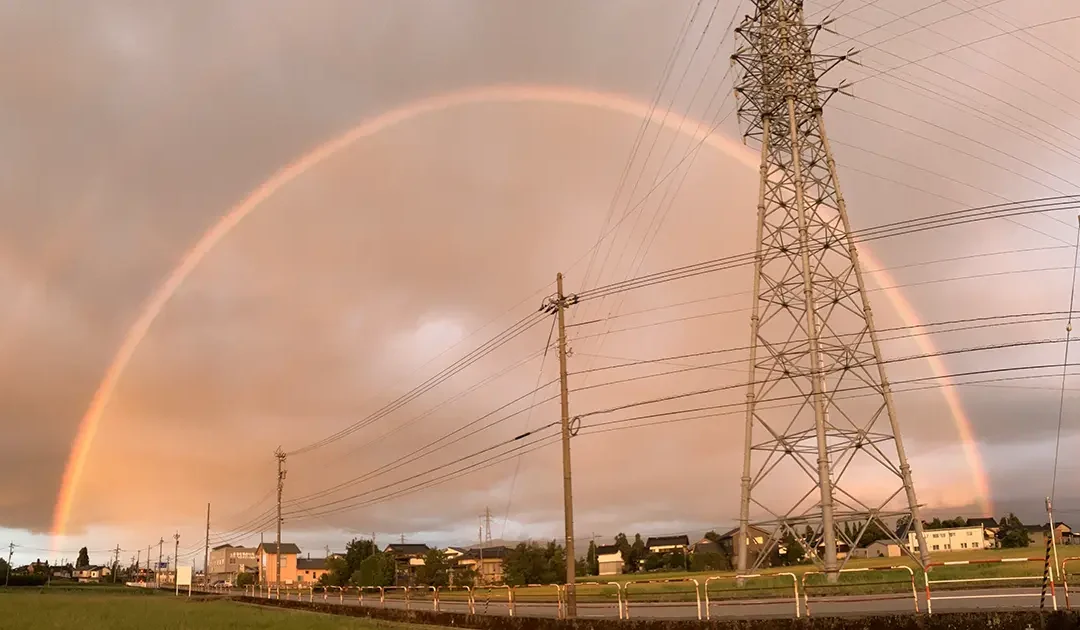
[2,574,48,587]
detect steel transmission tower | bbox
[732,0,930,579]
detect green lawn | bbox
[0,589,448,630]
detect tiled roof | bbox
[256,542,301,555]
[384,543,430,555]
[646,535,689,548]
[297,558,327,570]
[595,545,621,556]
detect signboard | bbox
[176,566,192,587]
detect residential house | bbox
[1026,523,1072,548]
[596,544,624,576]
[458,546,511,585]
[208,544,257,583]
[814,541,851,560]
[383,543,431,585]
[690,538,722,555]
[26,559,49,575]
[714,525,771,567]
[965,518,1000,548]
[51,565,73,580]
[645,535,689,555]
[74,565,111,583]
[297,557,329,584]
[851,541,901,559]
[443,547,469,561]
[256,542,301,585]
[910,525,989,553]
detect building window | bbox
[961,543,967,549]
[932,545,940,551]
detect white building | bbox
[909,526,989,553]
[596,545,624,576]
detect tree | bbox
[502,541,566,586]
[643,553,663,572]
[585,541,599,576]
[895,516,912,538]
[628,534,646,572]
[998,513,1031,549]
[704,531,722,544]
[344,538,378,577]
[614,533,632,572]
[320,556,350,586]
[689,552,729,572]
[664,549,687,571]
[772,532,807,567]
[356,552,396,587]
[76,547,90,568]
[415,549,450,587]
[235,572,255,587]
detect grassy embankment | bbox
[0,588,449,630]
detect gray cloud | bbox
[3,0,1080,557]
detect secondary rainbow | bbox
[50,84,992,546]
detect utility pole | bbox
[136,549,141,578]
[146,545,151,575]
[542,272,579,617]
[275,448,287,589]
[113,545,120,583]
[483,507,493,546]
[204,503,211,589]
[732,0,930,582]
[400,534,405,545]
[5,542,12,587]
[157,538,164,584]
[173,532,179,593]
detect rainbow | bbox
[50,84,992,546]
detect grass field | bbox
[0,589,448,630]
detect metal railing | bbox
[1062,557,1080,609]
[622,578,702,620]
[704,573,799,620]
[801,566,917,616]
[924,557,1055,614]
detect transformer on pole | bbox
[732,0,929,581]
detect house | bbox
[458,546,511,585]
[965,518,1000,548]
[851,541,901,559]
[910,526,989,553]
[444,547,469,561]
[383,543,431,584]
[74,565,111,583]
[713,525,772,566]
[255,542,301,585]
[645,535,689,555]
[1026,523,1072,548]
[814,541,851,560]
[296,557,329,584]
[596,544,624,576]
[208,544,257,583]
[691,538,723,555]
[52,565,73,580]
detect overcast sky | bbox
[4,0,1080,566]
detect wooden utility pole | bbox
[157,538,164,584]
[275,448,287,589]
[173,533,180,595]
[5,542,13,587]
[113,545,120,583]
[553,272,578,617]
[203,503,211,589]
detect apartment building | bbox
[908,525,989,553]
[208,544,257,583]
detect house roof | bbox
[965,518,998,528]
[691,539,723,554]
[256,542,302,555]
[595,545,621,556]
[211,544,234,551]
[462,546,512,560]
[297,558,327,570]
[716,525,771,540]
[646,535,689,548]
[384,543,430,556]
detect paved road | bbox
[234,586,1067,619]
